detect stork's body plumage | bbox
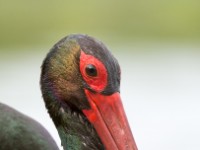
[0,103,59,150]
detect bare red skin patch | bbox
[80,51,107,92]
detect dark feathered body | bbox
[0,103,59,150]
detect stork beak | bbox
[83,89,138,150]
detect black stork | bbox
[40,34,138,150]
[0,103,59,150]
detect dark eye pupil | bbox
[85,64,97,77]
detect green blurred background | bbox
[0,0,200,49]
[1,1,200,150]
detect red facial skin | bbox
[80,51,107,92]
[80,51,138,150]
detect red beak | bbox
[83,89,138,150]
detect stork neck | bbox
[57,126,81,150]
[46,100,104,150]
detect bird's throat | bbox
[52,104,105,150]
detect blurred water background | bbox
[0,1,200,150]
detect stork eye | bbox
[85,64,97,77]
[80,51,107,92]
